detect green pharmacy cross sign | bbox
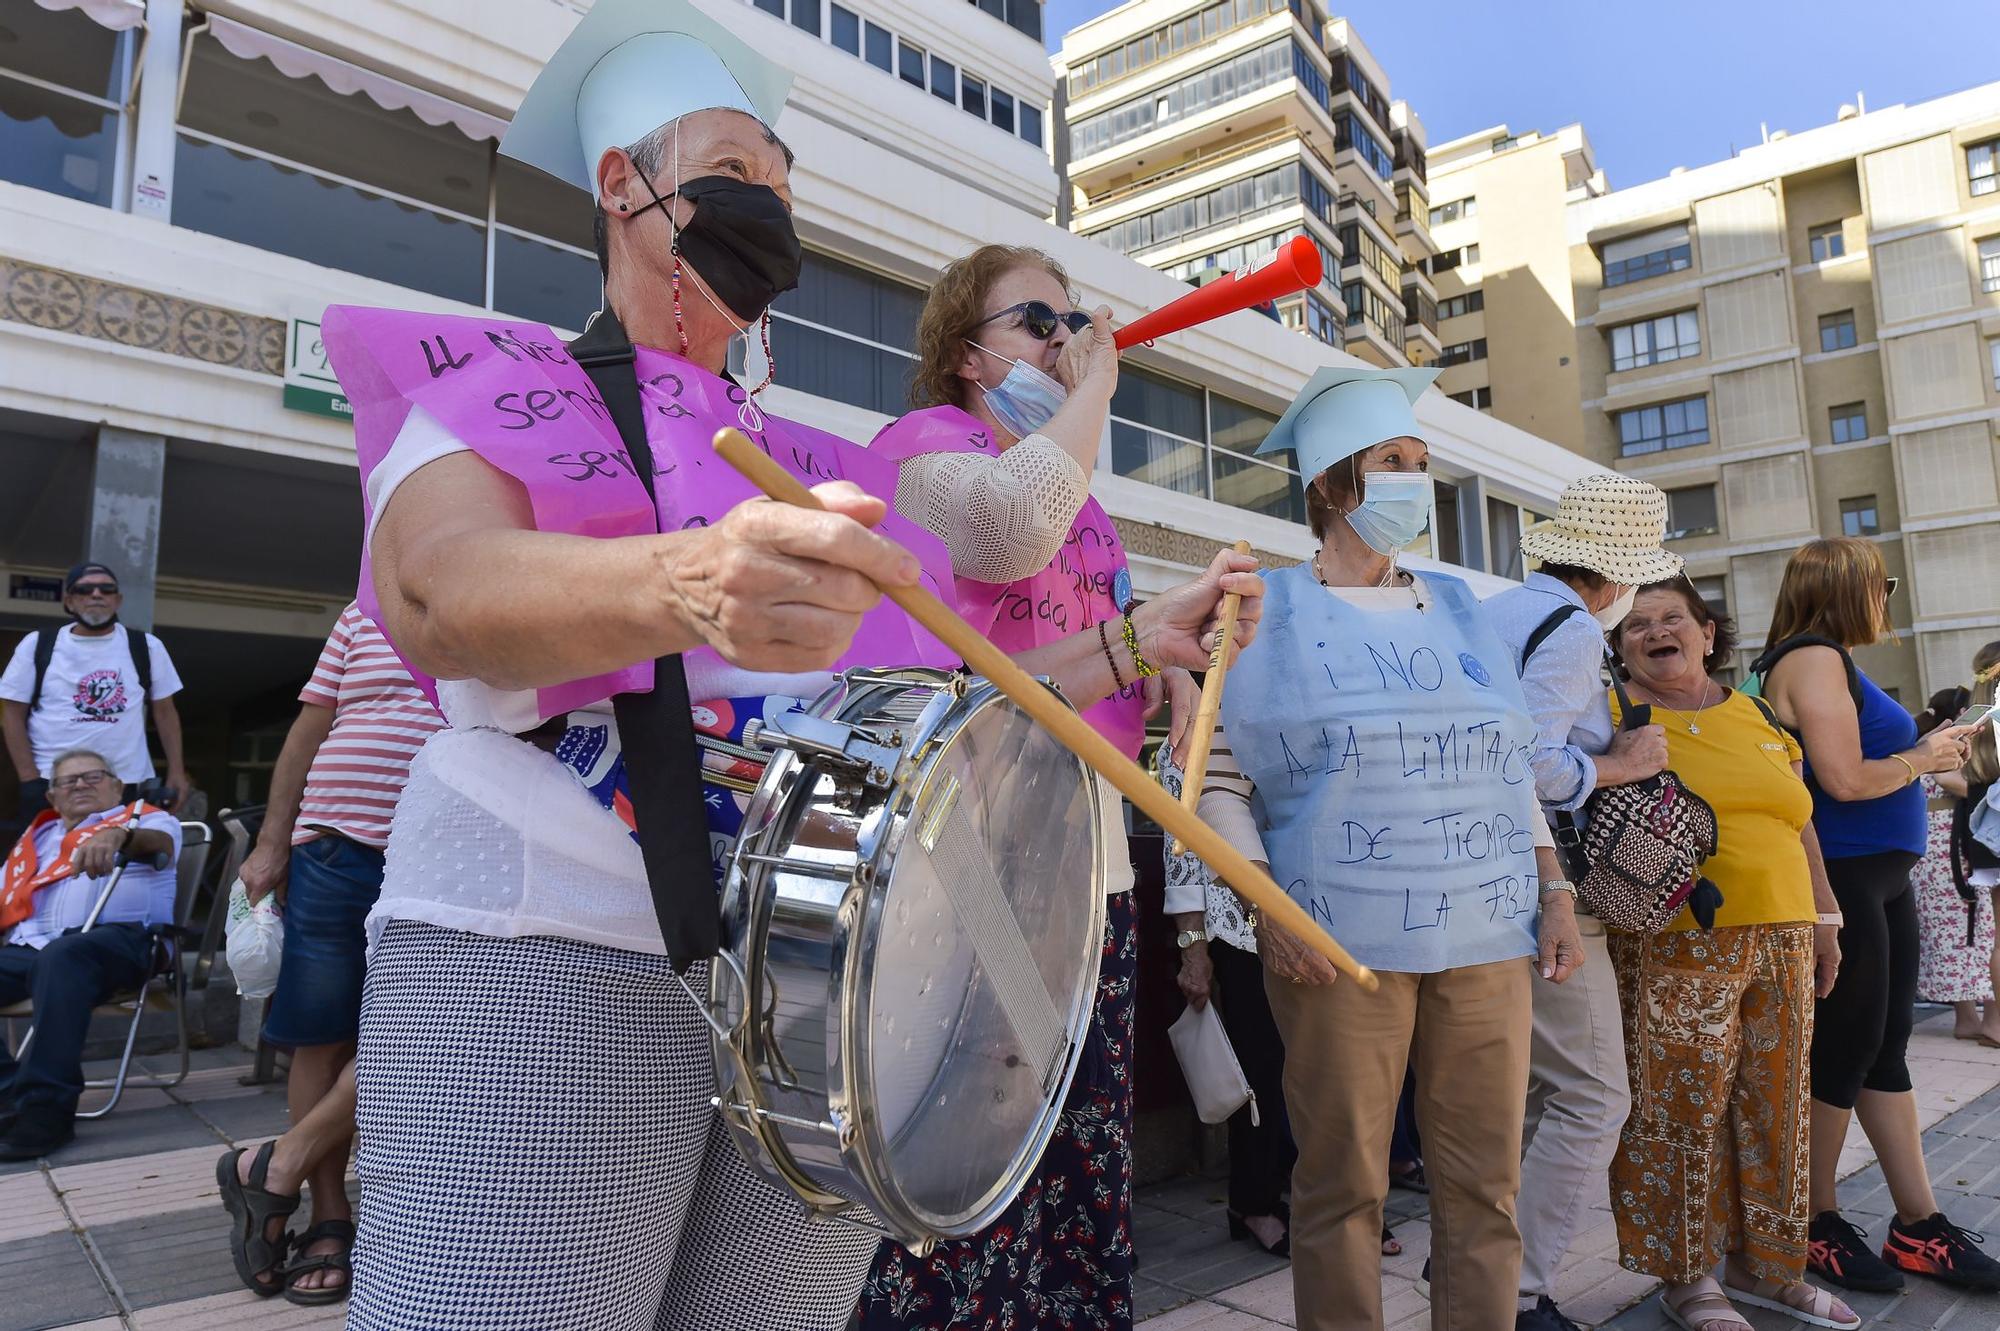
[284,317,352,420]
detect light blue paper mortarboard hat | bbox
[501,0,794,195]
[1256,365,1442,482]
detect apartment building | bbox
[1568,84,2000,698]
[1053,0,1441,369]
[1426,124,1604,457]
[0,0,1589,809]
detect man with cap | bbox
[1481,473,1681,1331]
[2,563,189,828]
[318,3,1261,1327]
[1198,365,1583,1331]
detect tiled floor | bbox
[1135,1008,2000,1330]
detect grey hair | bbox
[592,111,796,280]
[49,748,114,777]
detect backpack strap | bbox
[567,308,719,973]
[28,629,54,714]
[127,627,153,701]
[1521,603,1585,670]
[1744,692,1787,740]
[1750,634,1864,713]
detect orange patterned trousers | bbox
[1606,923,1814,1283]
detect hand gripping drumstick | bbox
[1168,539,1250,857]
[714,429,1378,991]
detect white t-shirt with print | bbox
[0,625,185,781]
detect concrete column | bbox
[1456,473,1490,573]
[127,0,185,221]
[88,427,166,631]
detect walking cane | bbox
[714,429,1376,991]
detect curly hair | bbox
[1620,578,1739,675]
[909,245,1073,411]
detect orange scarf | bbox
[0,801,157,932]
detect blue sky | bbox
[1044,0,1997,188]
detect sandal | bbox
[216,1143,299,1297]
[1381,1223,1401,1257]
[1721,1274,1858,1329]
[1661,1277,1751,1331]
[283,1218,356,1306]
[1388,1161,1429,1193]
[1227,1210,1290,1259]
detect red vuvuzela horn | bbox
[1112,235,1324,350]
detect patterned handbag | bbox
[1560,675,1723,934]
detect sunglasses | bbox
[52,768,113,791]
[70,583,119,598]
[1885,577,1901,597]
[973,300,1092,341]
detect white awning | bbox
[34,0,146,31]
[206,14,506,143]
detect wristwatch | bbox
[1175,928,1208,949]
[1539,879,1579,900]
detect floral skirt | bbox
[854,891,1138,1331]
[1912,803,1996,1003]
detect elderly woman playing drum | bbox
[857,243,1169,1328]
[1200,366,1582,1331]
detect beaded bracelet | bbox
[1121,612,1160,679]
[1098,619,1127,693]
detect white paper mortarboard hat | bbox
[1255,365,1441,482]
[501,0,793,194]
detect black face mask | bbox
[635,172,802,324]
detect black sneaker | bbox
[1883,1212,2000,1291]
[1515,1296,1584,1331]
[1808,1210,1904,1292]
[1416,1257,1430,1299]
[0,1103,75,1162]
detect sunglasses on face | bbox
[52,768,113,791]
[973,300,1092,341]
[1884,576,1901,597]
[71,583,119,598]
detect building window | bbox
[960,75,987,119]
[1990,336,1999,389]
[897,40,925,88]
[1110,364,1208,498]
[1341,280,1406,346]
[990,88,1016,134]
[1003,0,1043,43]
[1840,495,1881,537]
[864,21,892,71]
[1066,0,1284,99]
[1438,338,1487,367]
[1829,402,1868,444]
[1068,38,1294,161]
[929,56,956,103]
[1664,485,1719,539]
[1609,310,1701,371]
[1819,309,1858,353]
[1428,196,1476,227]
[0,2,136,207]
[1614,397,1710,455]
[1448,387,1493,410]
[1333,111,1395,180]
[1980,235,2000,293]
[1020,102,1044,149]
[753,0,784,14]
[768,250,924,416]
[1428,244,1479,275]
[1336,220,1401,288]
[790,0,822,35]
[1970,138,1999,197]
[1808,222,1847,263]
[1087,160,1332,254]
[1691,575,1728,615]
[1438,290,1484,320]
[1601,227,1693,288]
[830,4,860,54]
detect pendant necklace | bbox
[1653,681,1718,735]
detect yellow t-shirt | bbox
[1609,689,1815,930]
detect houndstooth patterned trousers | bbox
[347,920,881,1331]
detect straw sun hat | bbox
[1519,473,1685,585]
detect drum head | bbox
[855,686,1101,1233]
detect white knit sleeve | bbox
[892,436,1090,584]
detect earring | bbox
[617,202,629,212]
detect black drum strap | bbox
[567,309,718,972]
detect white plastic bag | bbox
[1167,1001,1257,1126]
[224,878,284,999]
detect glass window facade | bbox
[1969,138,1998,197]
[1428,197,1476,227]
[1665,485,1718,538]
[1609,310,1701,371]
[1603,240,1692,288]
[768,250,924,416]
[1332,112,1394,180]
[1087,160,1334,255]
[1068,39,1294,161]
[1614,397,1710,455]
[0,2,134,207]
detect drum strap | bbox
[567,309,718,972]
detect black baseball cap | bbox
[64,562,119,593]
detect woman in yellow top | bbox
[1606,580,1857,1331]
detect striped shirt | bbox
[293,605,444,849]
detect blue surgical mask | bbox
[968,339,1067,439]
[1344,470,1434,555]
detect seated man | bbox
[0,747,182,1159]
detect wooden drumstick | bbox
[1169,538,1250,856]
[714,429,1377,991]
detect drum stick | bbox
[714,429,1378,992]
[1169,539,1250,856]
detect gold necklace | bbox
[1647,680,1718,734]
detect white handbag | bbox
[1167,1001,1258,1126]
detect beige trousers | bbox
[1267,956,1533,1331]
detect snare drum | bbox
[706,668,1104,1254]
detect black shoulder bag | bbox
[566,310,718,972]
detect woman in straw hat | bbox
[1480,472,1681,1330]
[1199,365,1584,1331]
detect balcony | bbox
[1393,128,1428,188]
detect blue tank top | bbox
[1802,665,1926,859]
